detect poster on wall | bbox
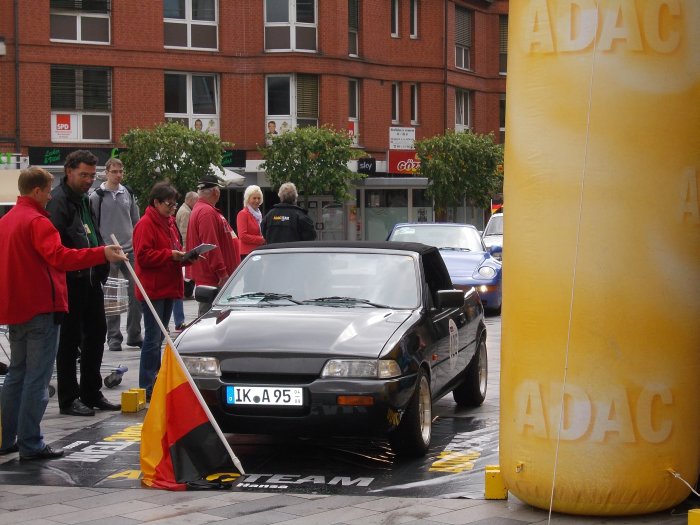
[51,113,78,141]
[266,119,291,144]
[192,118,219,136]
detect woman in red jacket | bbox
[236,185,265,258]
[132,182,187,399]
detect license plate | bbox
[225,386,303,406]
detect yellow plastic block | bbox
[484,465,508,500]
[121,389,146,413]
[130,388,147,405]
[689,508,700,525]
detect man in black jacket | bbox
[261,182,317,244]
[46,150,121,416]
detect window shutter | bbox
[82,68,112,111]
[51,67,77,110]
[499,15,508,53]
[348,0,359,31]
[296,74,318,119]
[455,7,472,47]
[50,0,111,13]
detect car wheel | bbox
[389,370,432,457]
[453,336,487,406]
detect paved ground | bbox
[0,298,696,524]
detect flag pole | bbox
[111,234,244,475]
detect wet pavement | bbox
[0,299,695,524]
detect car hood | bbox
[176,306,413,361]
[438,249,495,280]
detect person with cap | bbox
[261,182,317,244]
[186,173,240,316]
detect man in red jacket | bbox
[0,167,126,461]
[187,174,240,315]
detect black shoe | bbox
[20,444,64,461]
[90,397,121,411]
[0,443,18,455]
[60,399,95,416]
[109,345,122,352]
[126,339,143,347]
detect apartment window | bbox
[455,89,470,132]
[164,0,218,50]
[390,0,399,37]
[265,0,317,52]
[499,94,506,143]
[391,82,400,123]
[349,79,359,145]
[499,15,508,74]
[164,72,220,135]
[51,65,111,142]
[455,7,473,70]
[410,84,418,124]
[409,0,418,38]
[266,74,319,134]
[348,0,359,56]
[50,0,110,44]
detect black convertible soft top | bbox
[253,240,436,255]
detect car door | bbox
[420,250,472,397]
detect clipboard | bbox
[183,243,217,262]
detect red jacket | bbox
[236,207,265,256]
[133,206,184,302]
[186,200,240,286]
[0,196,106,325]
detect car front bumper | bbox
[191,374,418,437]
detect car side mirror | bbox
[194,285,218,305]
[488,245,502,256]
[435,289,465,309]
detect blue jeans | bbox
[172,299,185,327]
[139,299,173,397]
[1,313,59,455]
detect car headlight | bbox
[321,359,401,379]
[477,266,497,279]
[181,356,221,377]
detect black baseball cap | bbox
[197,173,224,190]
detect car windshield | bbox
[218,251,420,309]
[390,225,485,252]
[484,215,503,236]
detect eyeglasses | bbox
[164,201,178,209]
[78,172,97,180]
[108,169,124,174]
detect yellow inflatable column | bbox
[500,0,700,516]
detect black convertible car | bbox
[177,241,488,457]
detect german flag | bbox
[140,344,244,490]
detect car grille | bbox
[220,371,318,385]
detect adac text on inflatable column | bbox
[524,0,682,54]
[514,381,673,444]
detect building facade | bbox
[0,0,508,239]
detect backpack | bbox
[93,184,135,228]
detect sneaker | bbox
[174,323,187,331]
[126,339,143,347]
[20,444,64,461]
[109,345,122,352]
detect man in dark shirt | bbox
[261,182,316,244]
[46,150,122,416]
